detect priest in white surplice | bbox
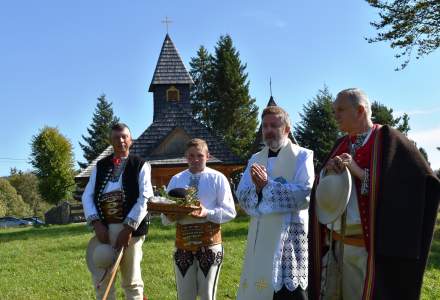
[236,106,314,300]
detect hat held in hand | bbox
[93,243,116,268]
[86,237,117,278]
[315,167,352,225]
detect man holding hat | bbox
[309,88,440,299]
[82,123,153,300]
[236,106,314,300]
[162,138,236,300]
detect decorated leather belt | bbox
[99,191,124,224]
[329,229,365,247]
[175,222,222,252]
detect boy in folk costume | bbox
[163,138,236,300]
[236,106,314,300]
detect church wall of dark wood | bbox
[153,84,191,120]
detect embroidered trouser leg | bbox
[92,224,145,300]
[174,244,223,300]
[320,242,367,300]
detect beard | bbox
[263,135,285,150]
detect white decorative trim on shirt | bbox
[86,214,100,226]
[123,217,139,230]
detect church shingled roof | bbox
[131,104,242,164]
[148,34,193,91]
[76,105,242,179]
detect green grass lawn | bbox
[421,215,440,300]
[0,216,439,300]
[0,217,248,300]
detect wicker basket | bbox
[148,202,200,215]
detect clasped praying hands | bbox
[251,163,268,193]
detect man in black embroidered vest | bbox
[82,123,153,300]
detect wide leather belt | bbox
[99,191,124,224]
[175,222,222,251]
[330,229,365,247]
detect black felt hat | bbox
[168,188,187,199]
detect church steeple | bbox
[149,34,194,121]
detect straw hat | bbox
[315,167,352,224]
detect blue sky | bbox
[1,0,439,176]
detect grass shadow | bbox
[229,216,250,223]
[144,230,175,243]
[0,216,249,244]
[0,224,90,243]
[222,226,249,239]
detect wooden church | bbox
[75,34,244,190]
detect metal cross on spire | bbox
[270,77,273,97]
[162,16,172,34]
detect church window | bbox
[167,86,180,102]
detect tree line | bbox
[3,16,439,217]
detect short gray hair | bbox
[336,88,372,119]
[262,106,291,129]
[109,122,131,139]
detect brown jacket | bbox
[309,125,440,300]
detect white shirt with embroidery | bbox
[81,161,154,230]
[236,146,314,291]
[165,167,237,224]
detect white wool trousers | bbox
[92,223,145,300]
[320,241,368,300]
